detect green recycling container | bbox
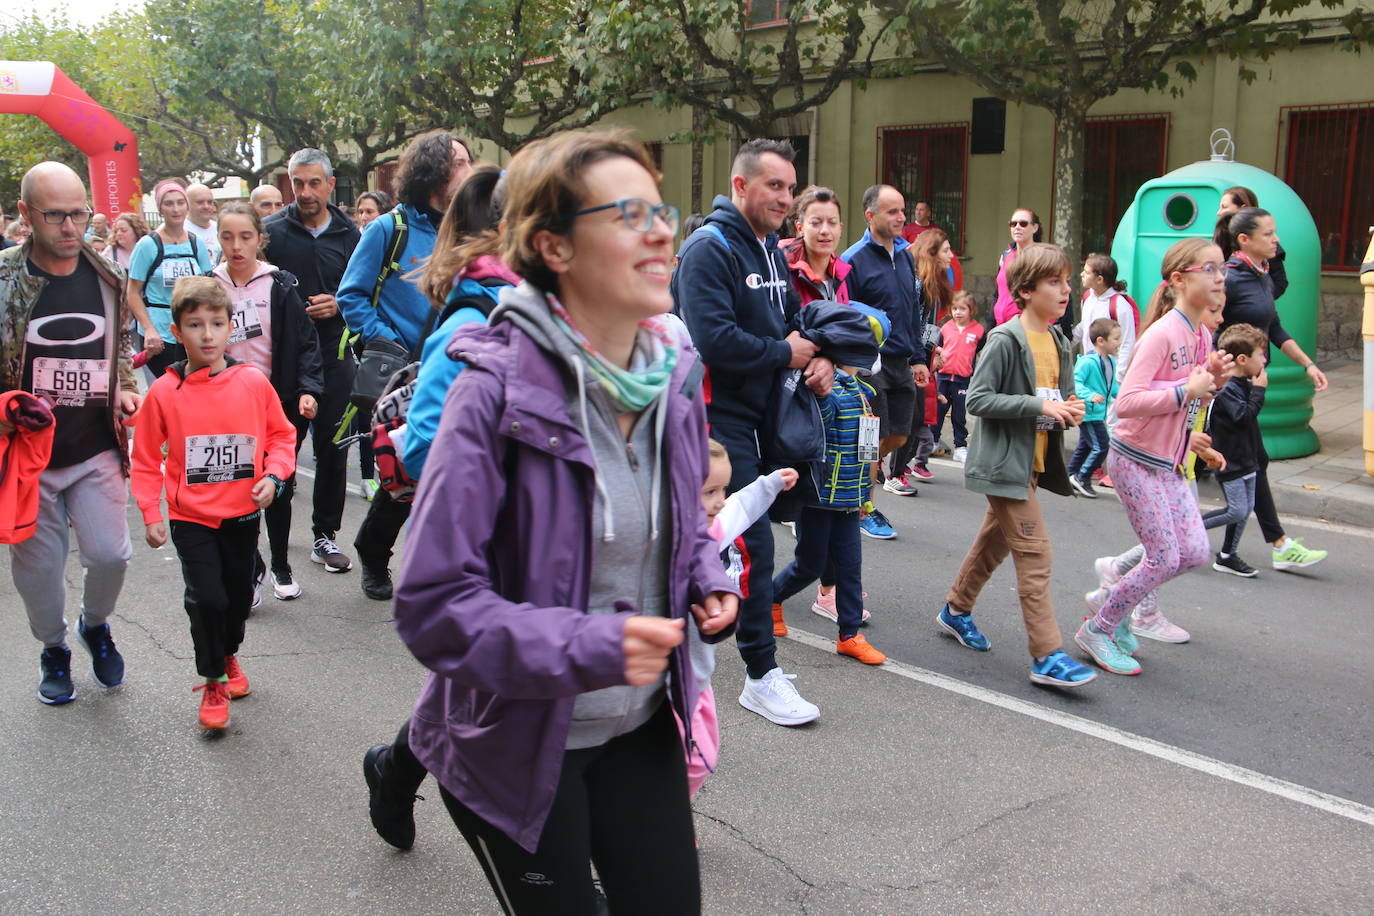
[1110,158,1320,458]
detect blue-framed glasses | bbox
[570,198,680,234]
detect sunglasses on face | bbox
[1182,263,1229,278]
[1008,219,1034,228]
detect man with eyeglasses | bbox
[672,138,829,729]
[337,130,474,601]
[0,162,141,704]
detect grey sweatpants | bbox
[8,449,132,648]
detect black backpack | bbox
[142,233,203,286]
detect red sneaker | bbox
[772,603,788,637]
[194,680,231,730]
[224,655,251,699]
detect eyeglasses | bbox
[570,198,680,234]
[1182,263,1229,279]
[36,208,94,226]
[1008,219,1034,228]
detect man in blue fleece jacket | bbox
[672,138,830,727]
[337,130,473,601]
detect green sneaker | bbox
[1272,538,1327,571]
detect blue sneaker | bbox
[77,619,125,688]
[38,646,76,704]
[1029,650,1097,688]
[936,604,990,651]
[859,506,896,540]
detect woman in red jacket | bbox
[780,186,874,628]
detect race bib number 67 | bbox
[185,434,257,485]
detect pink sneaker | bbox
[910,465,934,480]
[1094,556,1121,587]
[812,587,871,625]
[1130,610,1190,644]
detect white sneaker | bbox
[739,668,819,726]
[952,446,968,463]
[271,568,302,600]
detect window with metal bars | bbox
[1079,115,1169,258]
[877,123,968,252]
[747,0,790,27]
[1281,103,1374,271]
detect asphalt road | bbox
[2,446,1370,914]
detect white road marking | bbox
[786,627,1374,827]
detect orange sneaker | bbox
[224,655,251,699]
[837,633,887,665]
[772,603,788,637]
[193,680,231,730]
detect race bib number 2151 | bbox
[185,434,257,485]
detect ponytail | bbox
[1084,252,1124,292]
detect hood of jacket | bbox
[457,254,521,288]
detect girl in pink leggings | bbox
[1074,239,1231,675]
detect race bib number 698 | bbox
[185,434,257,485]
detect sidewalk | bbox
[1199,358,1373,527]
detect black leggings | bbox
[1253,455,1285,545]
[440,703,700,916]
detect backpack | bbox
[369,280,506,500]
[370,209,409,309]
[142,232,202,287]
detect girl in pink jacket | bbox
[1073,239,1231,676]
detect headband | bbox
[154,180,188,209]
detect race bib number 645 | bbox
[185,434,257,485]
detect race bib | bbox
[32,357,109,407]
[185,434,257,485]
[160,257,196,286]
[229,300,265,344]
[1035,386,1064,430]
[857,414,880,463]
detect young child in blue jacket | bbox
[1067,317,1121,498]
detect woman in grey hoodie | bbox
[390,129,739,915]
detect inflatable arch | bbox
[0,60,141,217]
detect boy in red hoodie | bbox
[131,277,296,730]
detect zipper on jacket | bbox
[625,441,640,472]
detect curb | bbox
[1196,476,1372,529]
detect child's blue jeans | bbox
[772,506,864,637]
[1068,419,1109,479]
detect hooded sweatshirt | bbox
[131,358,297,528]
[211,261,324,422]
[671,195,799,426]
[1110,308,1213,473]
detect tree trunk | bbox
[691,103,705,216]
[1050,102,1089,331]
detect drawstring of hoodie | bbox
[570,356,617,544]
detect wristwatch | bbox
[265,473,286,496]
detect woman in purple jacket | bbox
[390,129,739,915]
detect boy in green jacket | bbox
[934,243,1098,688]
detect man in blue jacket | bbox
[672,138,830,728]
[841,184,928,537]
[337,130,473,601]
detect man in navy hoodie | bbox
[841,184,928,537]
[672,138,828,728]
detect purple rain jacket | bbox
[392,288,738,853]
